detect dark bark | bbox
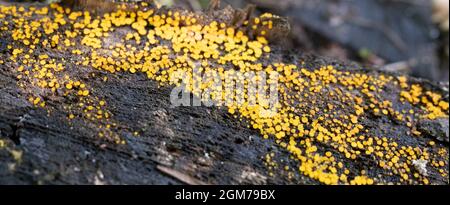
[0,0,448,185]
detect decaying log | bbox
[0,0,448,185]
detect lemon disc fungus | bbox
[0,0,448,185]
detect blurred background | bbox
[158,0,449,82]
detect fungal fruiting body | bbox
[0,2,448,185]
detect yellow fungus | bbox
[1,2,447,185]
